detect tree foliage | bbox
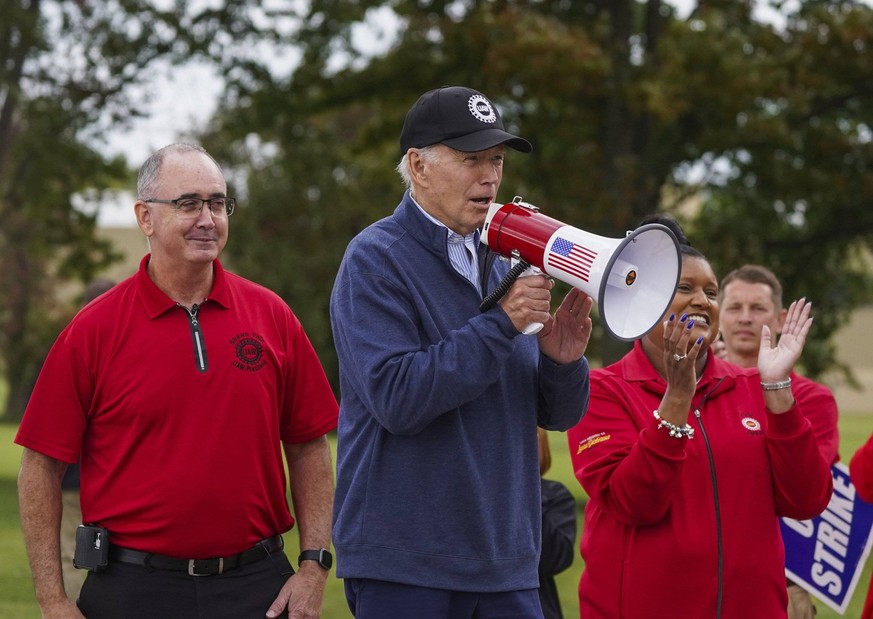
[5,1,873,419]
[0,0,313,420]
[207,0,873,389]
[690,1,873,379]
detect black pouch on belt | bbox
[73,524,110,572]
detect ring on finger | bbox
[673,353,687,362]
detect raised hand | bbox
[758,298,813,383]
[537,287,594,364]
[662,313,706,393]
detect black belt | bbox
[109,535,284,576]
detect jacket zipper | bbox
[693,376,727,619]
[181,303,208,373]
[694,407,723,619]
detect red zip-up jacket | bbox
[849,435,873,619]
[568,342,833,619]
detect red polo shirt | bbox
[16,255,338,557]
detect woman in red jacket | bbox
[567,226,833,619]
[850,436,873,619]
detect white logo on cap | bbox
[468,95,497,124]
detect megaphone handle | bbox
[519,265,545,335]
[479,259,545,335]
[479,258,532,313]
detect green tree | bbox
[0,0,314,420]
[690,1,873,380]
[210,0,873,385]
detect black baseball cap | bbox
[400,86,532,155]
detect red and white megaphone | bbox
[482,197,682,341]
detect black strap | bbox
[109,535,284,576]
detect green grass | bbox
[2,415,872,618]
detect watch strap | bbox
[298,548,332,570]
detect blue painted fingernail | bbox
[697,336,704,344]
[687,320,694,329]
[669,313,675,321]
[680,313,688,322]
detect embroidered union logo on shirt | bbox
[741,417,762,432]
[576,432,611,454]
[230,332,267,372]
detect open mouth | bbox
[687,313,710,326]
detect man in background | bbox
[718,263,839,619]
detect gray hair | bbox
[136,143,223,199]
[396,145,442,191]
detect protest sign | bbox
[782,462,873,614]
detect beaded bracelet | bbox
[653,410,695,439]
[761,378,792,391]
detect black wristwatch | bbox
[298,548,333,570]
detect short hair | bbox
[719,264,783,310]
[136,143,222,200]
[395,145,442,191]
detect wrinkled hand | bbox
[537,287,594,364]
[758,298,813,383]
[498,274,555,334]
[266,565,327,619]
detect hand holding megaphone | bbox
[510,258,547,335]
[494,258,550,335]
[481,197,681,341]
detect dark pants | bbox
[344,578,544,619]
[78,550,294,618]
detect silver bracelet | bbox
[653,410,695,439]
[761,378,792,391]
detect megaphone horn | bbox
[481,197,682,341]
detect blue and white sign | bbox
[781,462,873,614]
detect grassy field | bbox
[2,414,872,618]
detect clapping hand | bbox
[758,298,813,383]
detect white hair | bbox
[396,145,442,191]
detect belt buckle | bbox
[188,557,223,576]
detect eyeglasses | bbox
[143,196,236,218]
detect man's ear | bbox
[408,150,429,186]
[135,201,154,237]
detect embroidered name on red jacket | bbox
[577,432,611,454]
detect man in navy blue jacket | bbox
[330,86,593,618]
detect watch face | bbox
[319,549,333,569]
